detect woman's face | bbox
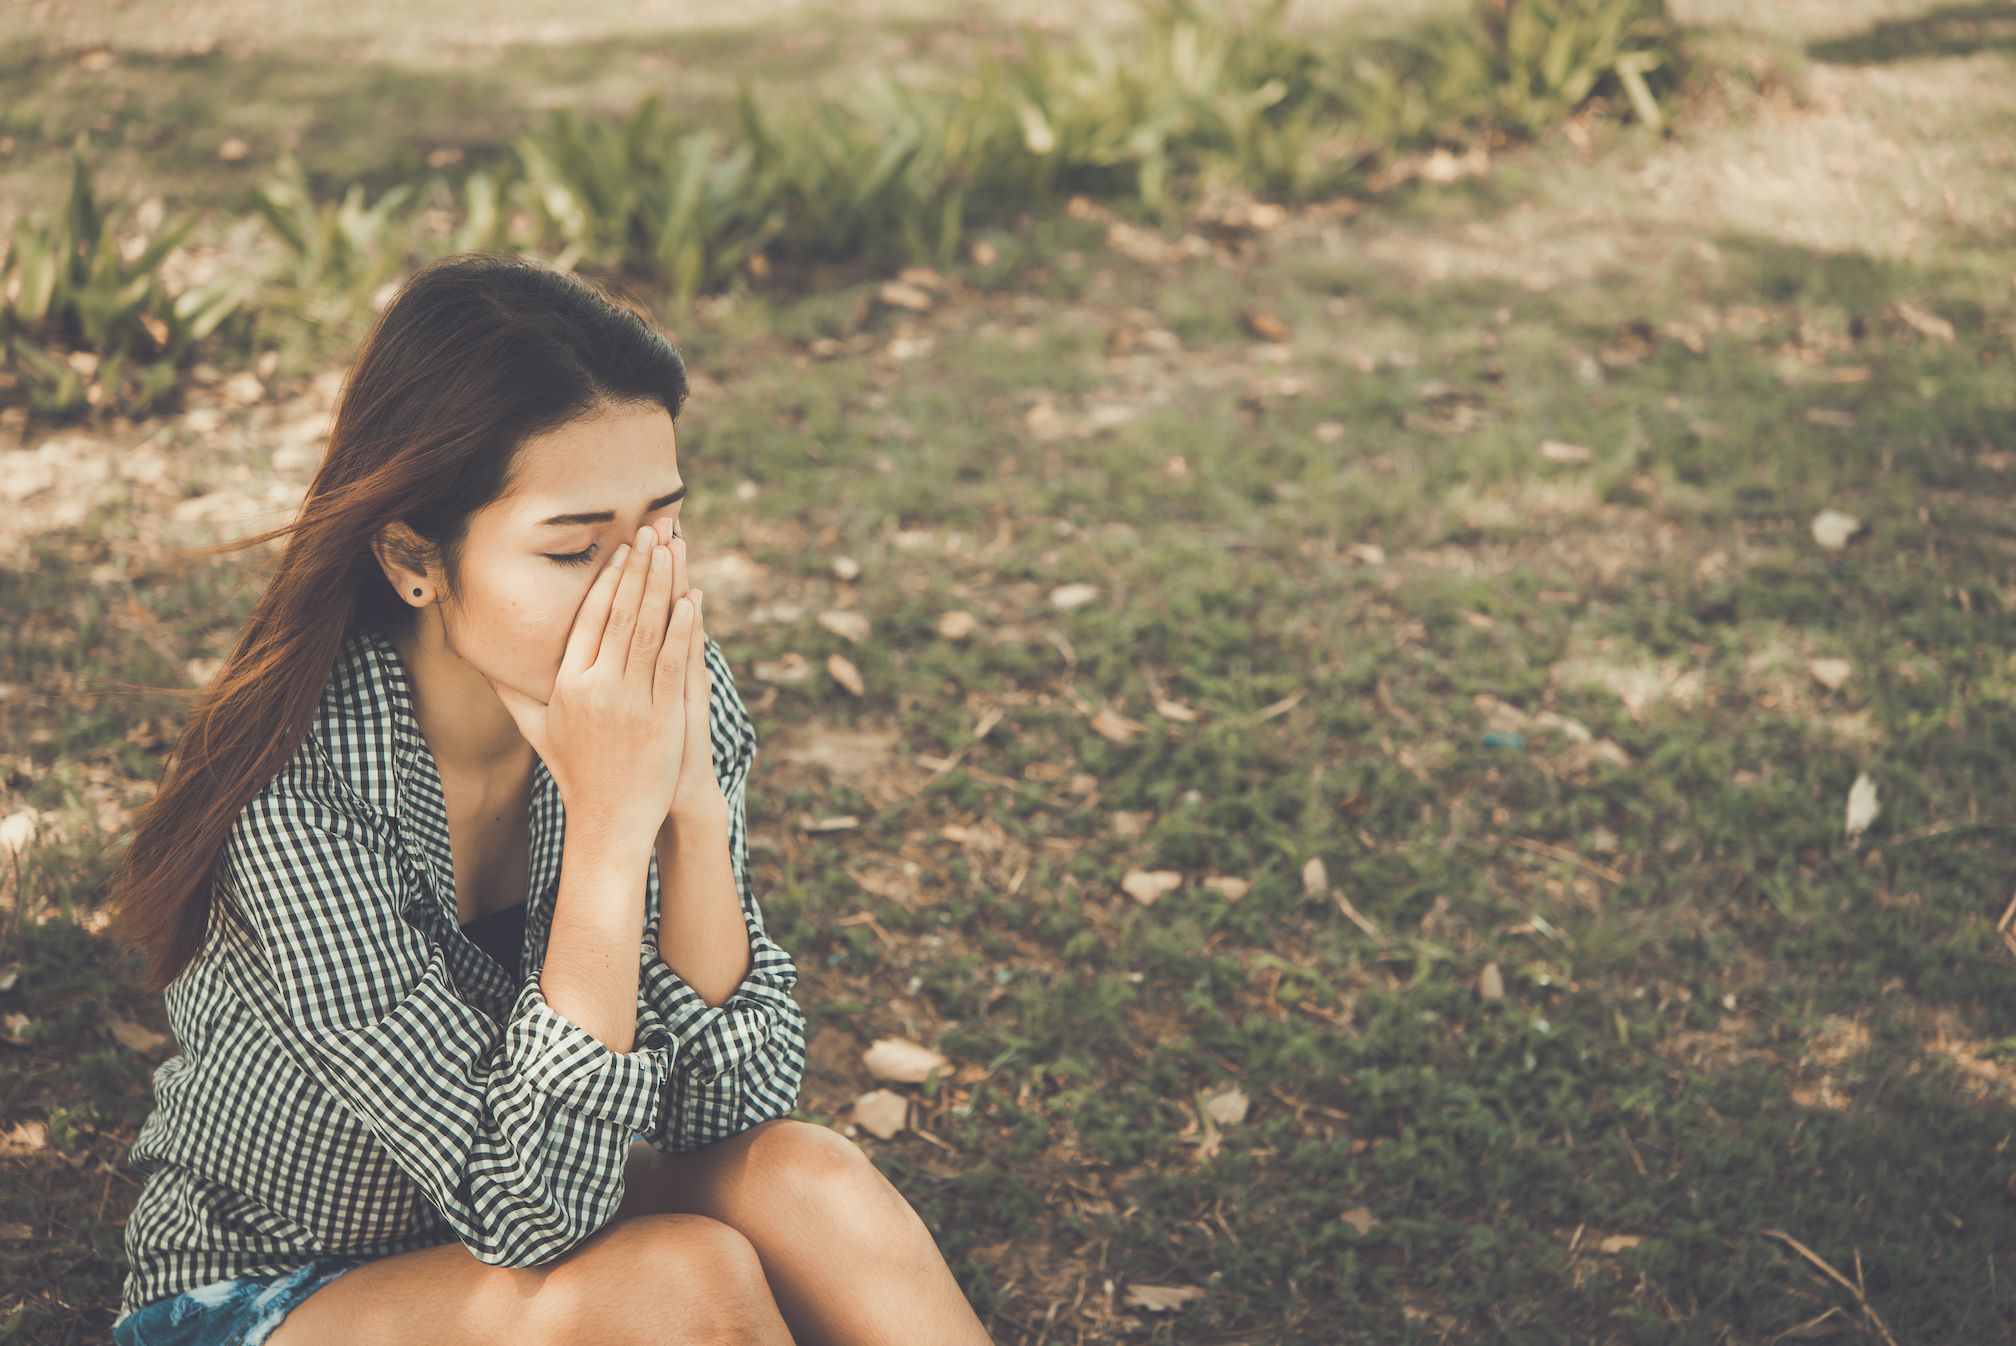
[434,402,686,705]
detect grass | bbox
[5,3,2016,1344]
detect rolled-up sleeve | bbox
[222,797,666,1268]
[635,644,807,1153]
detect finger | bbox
[561,544,629,676]
[655,593,695,708]
[597,526,656,672]
[630,539,675,679]
[669,533,689,606]
[684,590,712,710]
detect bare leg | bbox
[266,1212,791,1346]
[618,1120,993,1346]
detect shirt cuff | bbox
[506,979,668,1131]
[637,946,778,1084]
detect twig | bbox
[1997,889,2016,933]
[1761,1229,1901,1346]
[1333,893,1389,947]
[1893,816,2016,845]
[1764,1307,1845,1345]
[1509,837,1625,884]
[922,706,1007,783]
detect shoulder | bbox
[227,630,404,868]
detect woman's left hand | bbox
[658,519,727,831]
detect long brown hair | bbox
[112,255,689,989]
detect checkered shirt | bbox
[121,628,805,1313]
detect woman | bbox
[110,255,990,1346]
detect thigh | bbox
[267,1213,787,1346]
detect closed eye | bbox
[544,546,598,567]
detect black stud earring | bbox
[412,588,423,598]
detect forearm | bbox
[655,805,752,1007]
[541,833,652,1053]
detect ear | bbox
[371,523,439,608]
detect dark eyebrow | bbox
[536,486,686,528]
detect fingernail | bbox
[637,525,654,547]
[652,546,669,573]
[612,544,630,567]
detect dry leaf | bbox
[1347,542,1386,566]
[1598,1234,1643,1254]
[1314,420,1346,443]
[937,610,978,640]
[1479,962,1506,1001]
[0,1224,33,1241]
[1204,876,1250,901]
[1540,439,1594,463]
[1810,509,1861,551]
[1111,810,1151,838]
[1895,300,1956,344]
[1301,857,1329,897]
[0,964,17,994]
[862,1038,948,1084]
[830,555,861,582]
[1123,1284,1206,1313]
[878,280,934,312]
[826,653,865,697]
[110,1019,168,1053]
[753,652,813,686]
[1845,772,1880,844]
[1163,453,1189,479]
[852,1090,908,1139]
[1804,408,1857,429]
[1090,707,1147,744]
[0,1121,46,1155]
[1121,869,1183,905]
[817,610,871,645]
[0,1013,32,1046]
[969,239,999,267]
[1340,1206,1379,1236]
[216,137,251,162]
[184,657,224,688]
[1243,310,1291,343]
[1808,658,1851,692]
[1153,698,1198,722]
[1048,583,1099,611]
[800,814,859,832]
[1203,1087,1249,1126]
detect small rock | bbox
[878,280,934,312]
[936,610,978,640]
[1203,876,1250,901]
[1845,772,1880,844]
[830,555,861,582]
[1301,857,1329,897]
[1203,1087,1249,1126]
[1479,962,1505,1001]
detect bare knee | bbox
[744,1120,916,1232]
[539,1214,782,1344]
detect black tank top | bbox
[460,901,528,981]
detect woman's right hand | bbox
[492,524,702,854]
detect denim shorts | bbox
[113,1257,368,1346]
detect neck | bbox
[391,612,534,779]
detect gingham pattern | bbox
[122,628,804,1314]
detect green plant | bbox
[1479,0,1678,132]
[246,154,422,359]
[516,101,782,301]
[0,156,250,414]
